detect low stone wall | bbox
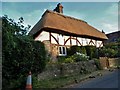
[38,60,97,80]
[108,58,120,67]
[99,57,108,69]
[99,57,120,69]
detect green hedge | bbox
[67,45,98,59]
[98,42,119,58]
[2,16,47,89]
[85,46,98,59]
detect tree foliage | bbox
[99,38,120,58]
[85,46,98,59]
[67,45,98,59]
[2,15,47,89]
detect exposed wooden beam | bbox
[64,37,82,46]
[89,39,96,46]
[51,33,59,44]
[99,41,103,47]
[76,37,78,45]
[76,38,82,46]
[64,36,70,45]
[70,36,72,46]
[49,32,51,44]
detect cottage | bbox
[29,3,108,60]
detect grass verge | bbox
[32,70,103,88]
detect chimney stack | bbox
[102,30,105,33]
[53,3,63,13]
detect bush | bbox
[74,52,89,62]
[58,56,68,63]
[67,46,87,56]
[3,35,47,89]
[64,57,74,63]
[63,52,89,63]
[94,59,102,70]
[2,15,47,89]
[102,43,120,57]
[67,45,99,60]
[85,46,98,59]
[79,46,87,55]
[67,45,81,56]
[99,47,117,58]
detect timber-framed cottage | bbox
[29,3,108,60]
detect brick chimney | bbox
[53,3,63,13]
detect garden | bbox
[37,41,120,88]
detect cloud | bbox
[91,3,118,34]
[102,3,118,33]
[22,9,45,32]
[102,23,118,33]
[2,7,44,32]
[48,3,56,10]
[105,3,118,16]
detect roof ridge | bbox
[106,31,120,35]
[30,9,108,40]
[43,9,87,24]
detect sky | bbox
[1,2,119,34]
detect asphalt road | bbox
[72,70,119,88]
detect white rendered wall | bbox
[96,40,103,47]
[64,36,70,45]
[35,31,49,41]
[35,31,103,47]
[58,34,64,45]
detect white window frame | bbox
[58,46,67,56]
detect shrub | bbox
[103,43,120,57]
[63,52,89,63]
[79,46,87,55]
[67,46,87,56]
[99,47,117,58]
[94,59,102,70]
[2,15,47,89]
[74,52,89,62]
[85,46,98,59]
[67,45,99,60]
[58,56,68,63]
[67,45,81,56]
[64,57,74,63]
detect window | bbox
[58,46,67,56]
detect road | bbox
[71,70,119,88]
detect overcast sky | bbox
[1,2,118,34]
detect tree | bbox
[99,46,117,58]
[2,15,47,89]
